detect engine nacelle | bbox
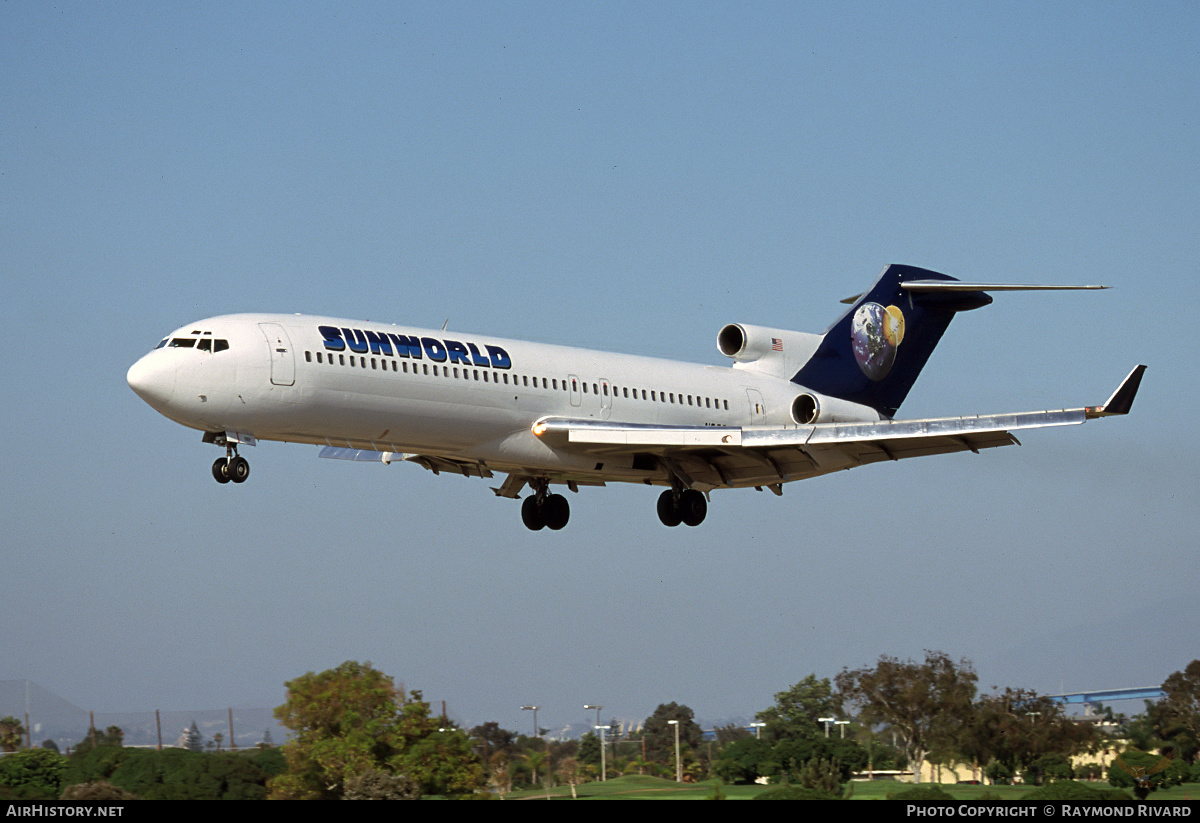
[718,324,804,361]
[717,323,766,361]
[717,323,825,378]
[790,393,820,424]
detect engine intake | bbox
[717,323,750,359]
[791,393,820,424]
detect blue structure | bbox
[1049,687,1164,705]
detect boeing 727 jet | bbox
[127,264,1144,530]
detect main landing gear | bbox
[657,488,707,527]
[211,449,250,485]
[521,484,570,531]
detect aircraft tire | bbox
[679,489,707,527]
[657,490,682,527]
[543,494,570,531]
[229,455,250,483]
[521,496,546,531]
[212,458,231,484]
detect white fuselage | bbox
[127,312,875,487]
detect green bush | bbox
[887,784,955,801]
[754,785,843,800]
[60,781,139,800]
[65,747,273,800]
[0,749,67,799]
[1107,750,1188,790]
[1024,780,1131,801]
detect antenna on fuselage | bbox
[441,318,449,331]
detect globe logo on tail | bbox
[851,303,905,380]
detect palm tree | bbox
[557,757,583,799]
[523,749,547,786]
[489,752,512,797]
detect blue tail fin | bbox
[791,264,991,418]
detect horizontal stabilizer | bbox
[901,281,1109,292]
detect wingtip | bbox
[1088,365,1146,417]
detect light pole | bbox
[819,716,835,737]
[834,719,850,739]
[584,704,602,728]
[521,705,539,739]
[667,720,681,782]
[595,725,610,781]
[750,722,766,739]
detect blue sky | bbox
[3,2,1196,734]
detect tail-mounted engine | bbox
[790,393,820,424]
[716,323,824,377]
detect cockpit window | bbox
[162,336,229,352]
[154,338,168,349]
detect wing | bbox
[317,446,604,498]
[318,366,1144,497]
[533,365,1146,492]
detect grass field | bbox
[501,775,1200,801]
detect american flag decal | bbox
[771,338,783,352]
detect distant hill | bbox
[0,680,285,751]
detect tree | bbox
[1108,747,1188,799]
[0,748,66,799]
[469,722,517,761]
[72,725,123,756]
[713,723,751,745]
[343,769,420,800]
[1160,660,1200,763]
[642,703,702,765]
[487,752,512,797]
[756,674,842,742]
[961,688,1097,784]
[713,737,776,784]
[269,660,483,799]
[577,730,601,768]
[557,757,583,799]
[60,781,139,801]
[63,748,273,800]
[0,717,26,752]
[773,735,868,783]
[835,651,976,783]
[523,749,548,786]
[797,757,844,795]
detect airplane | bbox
[127,263,1145,531]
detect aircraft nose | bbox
[127,352,176,409]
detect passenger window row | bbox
[303,350,730,412]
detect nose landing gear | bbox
[211,449,250,485]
